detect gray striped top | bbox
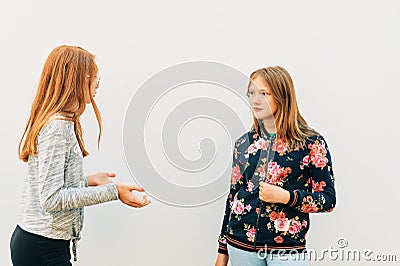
[17,116,119,261]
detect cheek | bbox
[267,98,278,113]
[271,102,278,114]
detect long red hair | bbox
[18,45,102,162]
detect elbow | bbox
[324,194,336,213]
[40,195,60,213]
[41,199,56,213]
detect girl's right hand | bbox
[116,183,151,208]
[215,253,229,266]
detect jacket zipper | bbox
[253,133,274,252]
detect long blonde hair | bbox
[248,66,318,150]
[18,45,102,162]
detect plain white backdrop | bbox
[1,1,399,265]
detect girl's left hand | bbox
[259,182,290,204]
[88,172,116,186]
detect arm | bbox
[286,135,336,213]
[37,123,118,213]
[217,141,245,255]
[259,135,336,213]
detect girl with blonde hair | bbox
[215,66,336,266]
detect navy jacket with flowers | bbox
[217,127,336,255]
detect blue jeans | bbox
[227,244,310,266]
[10,225,71,266]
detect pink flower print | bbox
[245,204,252,212]
[269,211,278,222]
[231,165,242,184]
[301,196,319,213]
[268,162,280,176]
[257,164,267,180]
[267,162,290,184]
[248,143,257,154]
[302,155,310,166]
[312,155,328,168]
[308,141,328,169]
[255,139,264,149]
[219,238,227,244]
[307,195,314,203]
[246,227,257,242]
[302,220,308,227]
[272,140,288,155]
[273,167,291,184]
[274,218,290,232]
[308,142,326,156]
[312,180,326,192]
[274,236,284,244]
[247,181,254,192]
[232,199,245,215]
[318,143,327,154]
[255,138,270,150]
[233,148,239,160]
[301,204,319,213]
[288,220,302,234]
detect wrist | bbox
[87,175,94,186]
[115,183,122,194]
[281,189,290,204]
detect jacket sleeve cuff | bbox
[287,189,299,207]
[218,243,228,255]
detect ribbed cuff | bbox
[84,176,89,187]
[109,183,119,200]
[287,189,299,207]
[218,243,228,255]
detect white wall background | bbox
[1,1,399,265]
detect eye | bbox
[247,91,254,97]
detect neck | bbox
[261,119,276,134]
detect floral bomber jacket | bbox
[218,127,336,255]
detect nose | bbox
[251,96,261,105]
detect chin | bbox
[253,114,268,120]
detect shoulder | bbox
[38,118,73,140]
[234,128,257,148]
[304,133,331,152]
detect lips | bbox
[253,107,263,111]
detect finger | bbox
[138,196,151,207]
[138,195,150,206]
[131,201,148,208]
[108,172,116,178]
[128,195,149,208]
[129,185,145,192]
